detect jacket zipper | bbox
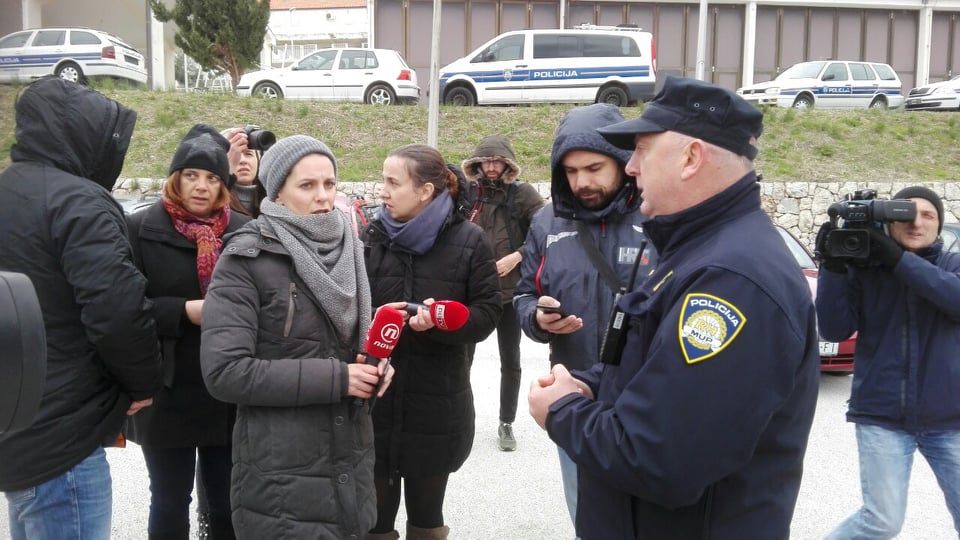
[284,282,297,337]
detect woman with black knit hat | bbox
[125,124,249,539]
[200,135,395,539]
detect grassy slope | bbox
[2,82,960,184]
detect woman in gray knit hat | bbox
[200,135,394,539]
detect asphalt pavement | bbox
[1,334,956,539]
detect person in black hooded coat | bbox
[0,76,161,539]
[362,144,501,540]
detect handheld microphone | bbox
[404,300,469,331]
[357,307,404,412]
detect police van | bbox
[438,25,656,107]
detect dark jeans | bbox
[141,445,233,537]
[468,301,522,424]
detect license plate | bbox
[907,98,919,105]
[819,341,839,356]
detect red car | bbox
[776,226,856,373]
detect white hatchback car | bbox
[0,27,147,85]
[236,48,420,105]
[737,60,904,110]
[905,74,960,111]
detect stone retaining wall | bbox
[116,179,960,251]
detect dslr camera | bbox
[243,124,276,151]
[822,189,916,263]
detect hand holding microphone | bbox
[351,307,404,413]
[404,299,469,331]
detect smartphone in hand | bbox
[536,303,568,317]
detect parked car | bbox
[776,226,856,372]
[941,222,960,252]
[737,60,903,110]
[905,74,960,111]
[438,25,657,107]
[0,27,147,85]
[236,48,420,104]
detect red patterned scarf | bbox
[162,197,230,296]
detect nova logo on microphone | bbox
[373,323,401,350]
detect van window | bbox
[849,63,876,81]
[872,64,897,81]
[32,30,65,47]
[70,31,102,46]
[585,35,640,57]
[472,34,524,63]
[0,32,31,48]
[822,63,848,82]
[532,34,641,60]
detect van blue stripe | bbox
[440,64,652,84]
[0,52,101,67]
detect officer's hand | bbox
[869,229,904,269]
[814,222,847,273]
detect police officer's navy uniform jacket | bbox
[547,175,820,539]
[817,241,960,431]
[514,104,655,372]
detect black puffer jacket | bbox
[0,77,161,491]
[362,207,501,478]
[200,220,376,539]
[125,201,248,447]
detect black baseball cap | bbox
[598,76,764,159]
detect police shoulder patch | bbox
[678,293,747,364]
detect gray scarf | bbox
[260,199,371,350]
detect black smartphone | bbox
[536,303,567,317]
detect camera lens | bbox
[841,235,861,254]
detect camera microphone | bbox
[356,307,404,413]
[404,300,469,331]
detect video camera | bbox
[243,124,276,151]
[822,189,916,263]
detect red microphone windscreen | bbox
[365,307,404,359]
[429,300,469,331]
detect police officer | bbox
[528,76,820,539]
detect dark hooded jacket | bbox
[461,135,545,303]
[0,77,161,491]
[513,104,656,371]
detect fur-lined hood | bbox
[461,135,521,183]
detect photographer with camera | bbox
[816,186,960,539]
[221,125,275,218]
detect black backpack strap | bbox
[575,220,624,293]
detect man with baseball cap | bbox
[528,76,819,538]
[816,185,960,539]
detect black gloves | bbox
[814,222,847,273]
[868,229,904,269]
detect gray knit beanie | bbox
[260,135,338,200]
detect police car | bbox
[0,27,147,85]
[438,25,657,107]
[737,60,903,110]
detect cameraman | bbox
[222,126,269,217]
[816,186,960,539]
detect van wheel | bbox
[56,62,85,85]
[869,97,888,110]
[367,84,396,105]
[444,87,475,106]
[597,86,629,107]
[792,95,814,109]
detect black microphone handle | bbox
[404,303,428,316]
[354,353,387,410]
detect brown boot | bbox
[406,523,450,540]
[363,531,399,540]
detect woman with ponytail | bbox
[361,144,502,540]
[125,124,248,540]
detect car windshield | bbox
[775,61,826,81]
[776,227,817,270]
